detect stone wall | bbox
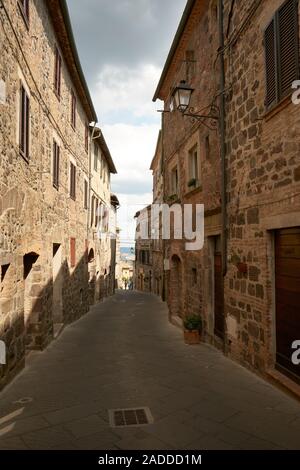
[0,0,114,390]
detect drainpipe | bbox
[87,122,97,241]
[219,0,227,278]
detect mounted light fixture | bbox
[170,80,219,130]
[171,80,194,113]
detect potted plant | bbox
[183,315,202,345]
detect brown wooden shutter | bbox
[278,0,299,98]
[70,238,76,268]
[265,19,277,108]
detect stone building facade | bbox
[153,0,300,394]
[150,131,165,299]
[135,206,153,293]
[0,0,117,390]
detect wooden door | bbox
[275,227,300,381]
[214,238,224,339]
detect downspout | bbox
[219,0,227,278]
[87,122,97,241]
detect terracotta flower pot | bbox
[184,329,201,345]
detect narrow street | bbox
[0,291,300,450]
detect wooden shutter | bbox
[278,0,299,98]
[70,238,76,268]
[265,19,277,108]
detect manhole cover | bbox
[109,407,153,428]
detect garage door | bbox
[275,227,300,381]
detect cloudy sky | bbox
[67,0,186,246]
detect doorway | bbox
[275,227,300,382]
[52,243,63,325]
[213,236,224,340]
[170,255,183,318]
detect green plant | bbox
[187,178,197,188]
[183,315,202,332]
[167,194,178,201]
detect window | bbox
[70,161,76,200]
[70,238,76,268]
[94,143,98,171]
[189,146,199,181]
[18,0,29,25]
[85,123,89,153]
[71,90,76,128]
[54,46,62,98]
[265,0,299,108]
[53,140,60,189]
[171,167,178,195]
[19,83,30,161]
[84,179,88,209]
[185,50,195,82]
[205,135,210,160]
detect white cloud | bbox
[93,63,162,124]
[102,123,158,245]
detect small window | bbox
[205,135,210,160]
[53,140,60,189]
[54,46,62,98]
[189,146,199,181]
[185,50,195,82]
[70,161,76,200]
[94,143,98,171]
[71,90,76,128]
[265,0,299,108]
[84,179,88,209]
[18,0,29,25]
[70,238,76,268]
[19,83,30,161]
[85,123,89,153]
[171,167,178,195]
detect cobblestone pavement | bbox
[1,291,300,450]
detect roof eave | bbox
[152,0,196,102]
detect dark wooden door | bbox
[214,244,224,339]
[275,227,300,381]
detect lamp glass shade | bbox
[172,80,194,113]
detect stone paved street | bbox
[1,291,300,450]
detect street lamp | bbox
[170,80,219,129]
[171,80,194,113]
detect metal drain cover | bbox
[109,407,153,428]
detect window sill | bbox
[263,94,293,122]
[185,184,203,197]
